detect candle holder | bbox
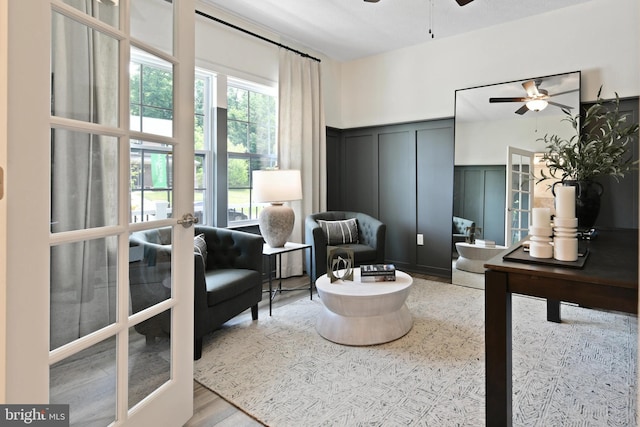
[529,208,553,258]
[553,187,578,261]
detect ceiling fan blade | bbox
[455,0,474,5]
[548,89,580,97]
[515,105,529,115]
[548,101,574,110]
[490,97,528,103]
[522,80,541,98]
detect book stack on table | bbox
[360,264,396,282]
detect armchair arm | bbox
[355,213,386,263]
[305,216,328,281]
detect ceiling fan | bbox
[489,79,575,115]
[364,0,474,4]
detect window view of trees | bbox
[130,62,173,135]
[227,85,277,222]
[129,57,208,224]
[128,58,275,226]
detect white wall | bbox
[455,115,576,166]
[339,0,640,129]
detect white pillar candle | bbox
[555,186,576,218]
[532,207,550,227]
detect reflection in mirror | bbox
[452,71,580,285]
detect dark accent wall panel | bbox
[330,118,454,279]
[326,127,342,211]
[457,169,483,222]
[417,126,455,275]
[379,130,416,268]
[483,169,507,245]
[454,165,506,246]
[593,98,639,229]
[343,133,378,217]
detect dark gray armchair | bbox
[452,216,476,252]
[129,226,263,360]
[305,211,386,282]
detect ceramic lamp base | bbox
[259,203,294,247]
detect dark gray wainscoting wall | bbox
[326,119,455,279]
[453,165,506,246]
[591,97,639,229]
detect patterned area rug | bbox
[194,278,637,426]
[451,259,484,290]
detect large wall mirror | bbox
[452,71,580,284]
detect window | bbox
[129,52,210,224]
[194,74,210,224]
[129,57,274,227]
[227,80,277,224]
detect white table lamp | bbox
[252,169,302,247]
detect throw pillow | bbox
[317,218,359,245]
[194,234,208,265]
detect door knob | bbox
[177,213,199,228]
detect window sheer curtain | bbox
[278,49,326,277]
[50,1,119,349]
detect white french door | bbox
[506,146,535,246]
[4,0,195,425]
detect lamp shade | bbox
[252,170,302,203]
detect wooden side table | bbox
[262,242,313,315]
[484,228,638,426]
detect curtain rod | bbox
[195,10,322,63]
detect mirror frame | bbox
[452,71,581,274]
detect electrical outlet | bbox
[417,234,424,246]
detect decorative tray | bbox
[502,242,589,269]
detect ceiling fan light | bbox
[526,99,548,112]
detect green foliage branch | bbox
[537,87,639,183]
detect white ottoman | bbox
[315,268,413,345]
[455,242,507,274]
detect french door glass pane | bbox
[50,337,116,426]
[51,12,119,127]
[129,228,173,316]
[129,48,174,137]
[51,129,119,233]
[129,54,173,136]
[60,0,119,28]
[128,323,171,410]
[130,0,173,56]
[50,236,118,350]
[195,153,206,223]
[130,142,174,223]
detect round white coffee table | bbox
[455,242,507,273]
[315,268,413,345]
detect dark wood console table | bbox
[484,228,638,426]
